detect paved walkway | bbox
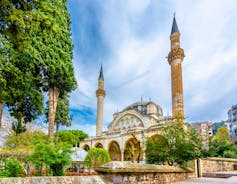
[177,176,237,184]
[177,171,237,184]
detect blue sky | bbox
[64,0,237,136]
[1,1,236,137]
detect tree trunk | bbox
[16,112,23,136]
[48,87,59,139]
[39,162,43,176]
[0,103,4,128]
[55,122,59,144]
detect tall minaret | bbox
[96,65,106,136]
[168,15,185,118]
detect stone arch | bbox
[124,138,142,162]
[108,141,121,161]
[83,144,90,151]
[108,110,145,132]
[94,142,103,148]
[149,134,166,143]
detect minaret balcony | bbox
[168,48,185,64]
[96,89,106,97]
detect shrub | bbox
[84,148,110,168]
[4,157,23,177]
[0,171,8,178]
[223,150,237,159]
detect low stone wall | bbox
[0,175,108,184]
[200,157,237,173]
[96,161,196,184]
[101,172,195,184]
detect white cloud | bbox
[68,0,237,135]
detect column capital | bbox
[168,48,185,64]
[96,89,106,97]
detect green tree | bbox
[32,0,77,139]
[55,94,71,143]
[145,120,202,166]
[4,131,48,149]
[57,130,88,146]
[45,93,72,144]
[0,35,9,128]
[208,127,237,158]
[28,142,73,176]
[84,148,110,171]
[145,135,169,164]
[0,1,76,137]
[213,126,230,142]
[0,0,44,133]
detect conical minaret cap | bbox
[98,65,104,80]
[171,14,180,36]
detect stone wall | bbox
[0,172,196,184]
[102,172,195,184]
[200,157,237,173]
[0,175,108,184]
[96,161,196,184]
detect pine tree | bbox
[33,0,77,139]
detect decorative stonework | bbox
[108,110,145,132]
[168,48,185,64]
[96,89,106,97]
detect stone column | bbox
[121,149,124,161]
[96,95,104,135]
[168,33,185,118]
[96,76,106,136]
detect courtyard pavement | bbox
[177,176,237,184]
[177,171,237,184]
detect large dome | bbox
[124,101,163,117]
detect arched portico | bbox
[94,142,103,148]
[82,144,90,151]
[108,141,121,161]
[124,138,142,162]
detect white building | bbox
[228,104,237,144]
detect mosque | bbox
[80,16,185,162]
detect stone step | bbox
[203,172,237,178]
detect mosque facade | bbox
[80,16,185,162]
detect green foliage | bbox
[0,0,44,133]
[4,157,23,177]
[12,121,27,134]
[84,148,110,168]
[0,171,9,178]
[146,120,202,165]
[4,131,48,149]
[45,93,73,142]
[208,140,237,158]
[28,142,73,176]
[146,135,169,164]
[213,127,230,142]
[55,94,72,128]
[207,126,237,158]
[0,0,76,136]
[223,150,237,158]
[33,0,77,92]
[57,130,88,146]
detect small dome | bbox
[71,147,88,162]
